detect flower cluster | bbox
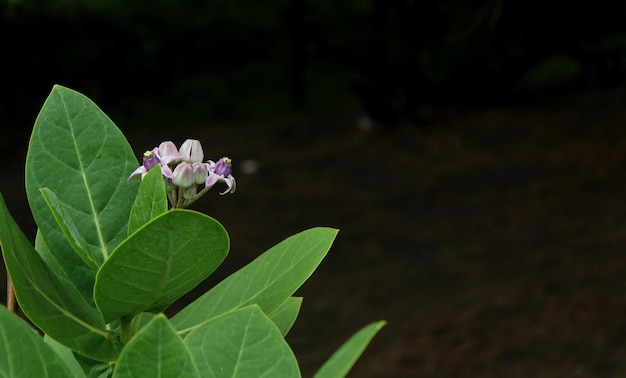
[129,139,235,208]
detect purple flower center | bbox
[143,148,161,171]
[214,157,232,177]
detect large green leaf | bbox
[184,305,300,377]
[113,315,199,378]
[268,297,302,336]
[43,335,88,378]
[94,209,229,323]
[0,194,123,362]
[25,85,140,300]
[0,305,75,377]
[127,165,167,235]
[314,321,386,378]
[171,227,338,334]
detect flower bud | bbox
[182,186,197,200]
[164,177,175,192]
[192,162,208,185]
[179,139,204,163]
[172,162,194,188]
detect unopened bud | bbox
[172,162,194,188]
[182,186,197,200]
[192,162,208,185]
[179,139,204,163]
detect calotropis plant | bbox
[0,85,384,377]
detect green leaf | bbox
[113,315,199,378]
[128,165,167,235]
[43,335,88,378]
[74,354,113,378]
[34,228,97,307]
[0,194,123,362]
[171,227,338,334]
[94,209,229,323]
[184,305,300,377]
[268,297,302,336]
[40,187,100,270]
[25,85,140,300]
[0,305,75,377]
[314,321,386,378]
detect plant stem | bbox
[6,277,15,313]
[120,315,134,344]
[183,185,211,208]
[176,187,185,208]
[167,188,177,209]
[130,313,143,336]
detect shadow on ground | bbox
[3,86,626,376]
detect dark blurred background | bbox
[3,0,626,134]
[4,0,626,376]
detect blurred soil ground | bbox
[3,86,626,377]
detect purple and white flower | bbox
[128,147,174,181]
[129,139,236,207]
[128,141,186,182]
[205,157,236,195]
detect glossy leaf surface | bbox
[128,165,167,235]
[268,296,303,336]
[184,305,300,377]
[172,227,337,334]
[113,315,199,378]
[43,335,88,378]
[314,321,386,378]
[0,305,75,377]
[95,209,229,323]
[25,85,139,300]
